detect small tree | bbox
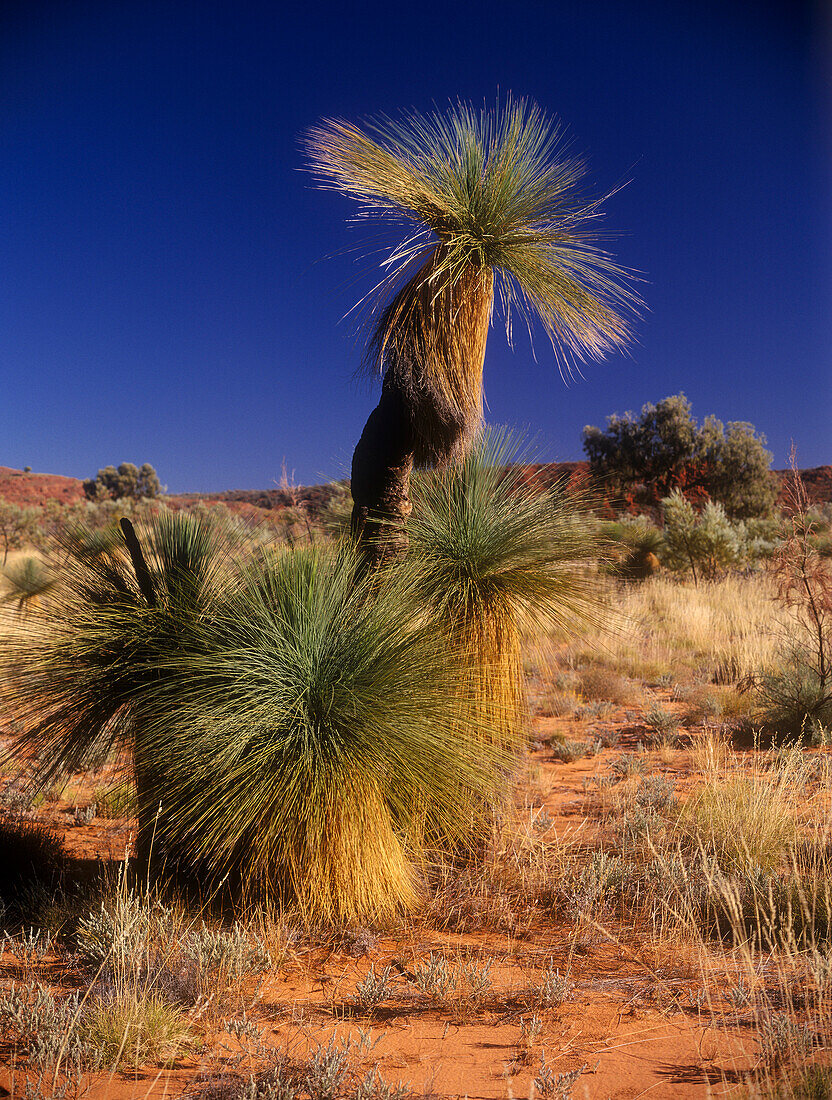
[83,463,161,502]
[0,502,40,565]
[583,393,699,502]
[583,393,775,518]
[701,420,777,519]
[661,491,744,583]
[660,491,702,583]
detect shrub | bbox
[350,965,396,1013]
[0,980,99,1072]
[583,392,776,517]
[609,752,647,780]
[412,952,455,1000]
[537,963,575,1007]
[576,665,634,705]
[661,492,745,582]
[0,512,241,864]
[75,887,177,983]
[756,460,832,738]
[533,687,579,718]
[680,685,724,725]
[0,502,43,565]
[534,1054,586,1099]
[550,736,601,763]
[182,923,272,980]
[635,774,677,812]
[756,664,832,741]
[83,462,161,502]
[642,704,680,739]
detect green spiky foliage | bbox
[0,514,506,922]
[132,545,505,921]
[408,428,605,748]
[601,517,664,580]
[1,556,58,612]
[305,97,640,557]
[0,512,237,862]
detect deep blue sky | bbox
[2,0,829,491]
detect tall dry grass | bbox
[527,573,785,686]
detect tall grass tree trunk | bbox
[351,260,493,564]
[305,100,639,564]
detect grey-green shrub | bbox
[661,492,745,581]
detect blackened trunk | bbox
[350,376,415,566]
[133,747,157,874]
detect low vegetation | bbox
[1,448,831,1098]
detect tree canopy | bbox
[582,393,776,518]
[83,463,161,502]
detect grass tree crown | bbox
[305,97,641,464]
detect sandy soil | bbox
[2,688,787,1100]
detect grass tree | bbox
[131,545,506,920]
[0,514,506,919]
[409,428,605,747]
[0,513,237,868]
[305,97,639,561]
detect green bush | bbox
[755,467,832,740]
[83,462,161,502]
[755,660,832,741]
[661,491,745,581]
[583,392,776,518]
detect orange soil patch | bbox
[0,697,821,1099]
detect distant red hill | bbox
[0,466,85,507]
[1,463,830,512]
